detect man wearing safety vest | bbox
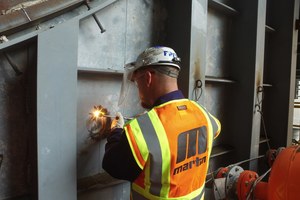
[102,46,221,200]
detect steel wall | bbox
[0,0,299,199]
[77,0,168,199]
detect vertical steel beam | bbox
[229,0,266,170]
[165,0,207,103]
[165,0,191,98]
[37,20,78,200]
[264,0,299,148]
[190,0,208,104]
[289,0,300,145]
[249,0,267,170]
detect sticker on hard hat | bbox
[163,51,177,58]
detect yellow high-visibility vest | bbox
[124,99,221,200]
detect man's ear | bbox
[145,70,153,87]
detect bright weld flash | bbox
[93,110,101,118]
[91,108,106,120]
[86,105,110,140]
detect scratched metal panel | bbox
[0,43,37,199]
[77,73,122,179]
[77,73,131,200]
[78,0,167,70]
[204,2,237,186]
[207,7,232,78]
[76,0,166,199]
[204,83,234,147]
[78,0,127,70]
[205,4,235,148]
[124,0,167,63]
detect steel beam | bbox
[263,0,299,148]
[0,0,83,35]
[228,0,266,171]
[165,0,207,103]
[37,20,78,200]
[0,0,118,51]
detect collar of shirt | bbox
[153,90,185,107]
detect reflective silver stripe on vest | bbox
[137,113,163,196]
[131,186,204,200]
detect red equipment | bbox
[213,145,300,200]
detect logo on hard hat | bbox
[163,50,178,58]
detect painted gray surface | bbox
[76,0,167,199]
[0,0,167,199]
[78,0,167,70]
[190,0,207,103]
[263,0,299,148]
[207,7,232,78]
[248,0,267,170]
[37,20,78,200]
[78,182,130,200]
[76,73,122,179]
[0,0,299,199]
[78,0,127,70]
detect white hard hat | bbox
[128,46,181,72]
[118,46,181,107]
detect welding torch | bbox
[90,106,134,120]
[103,115,133,120]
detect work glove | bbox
[110,112,125,130]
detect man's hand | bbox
[111,112,125,130]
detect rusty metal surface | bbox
[0,44,37,199]
[0,0,28,12]
[1,0,48,15]
[0,0,83,35]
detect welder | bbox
[102,46,221,200]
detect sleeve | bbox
[102,128,142,182]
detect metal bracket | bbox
[84,0,106,33]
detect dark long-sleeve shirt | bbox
[102,90,185,182]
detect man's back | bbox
[125,98,220,199]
